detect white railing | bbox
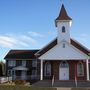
[75,76,77,87]
[52,75,54,87]
[0,77,12,83]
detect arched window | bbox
[62,26,65,33]
[44,62,51,76]
[77,62,84,76]
[62,43,65,48]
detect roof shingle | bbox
[4,50,39,59]
[55,4,72,21]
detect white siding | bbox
[57,21,71,43]
[39,42,88,60]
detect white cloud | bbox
[20,35,36,44]
[28,31,44,37]
[0,36,17,48]
[0,33,38,49]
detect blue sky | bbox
[0,0,90,61]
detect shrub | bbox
[14,80,26,85]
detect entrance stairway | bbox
[32,80,90,87]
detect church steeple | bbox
[56,4,72,20]
[55,4,72,43]
[55,4,72,27]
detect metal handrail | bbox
[52,75,54,87]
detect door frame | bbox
[59,61,69,80]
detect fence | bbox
[0,77,12,83]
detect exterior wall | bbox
[57,21,71,43]
[43,60,87,80]
[69,61,86,80]
[16,60,22,66]
[39,42,88,60]
[52,61,59,80]
[6,59,87,81]
[6,59,38,82]
[37,59,40,80]
[6,60,14,76]
[26,60,32,76]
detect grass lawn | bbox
[0,85,90,90]
[0,85,56,90]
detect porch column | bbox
[40,60,43,80]
[86,59,89,80]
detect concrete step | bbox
[54,80,76,87]
[57,88,71,90]
[32,80,52,87]
[32,80,90,87]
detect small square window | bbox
[8,60,16,67]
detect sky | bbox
[0,0,90,62]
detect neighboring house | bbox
[4,50,39,82]
[4,4,90,84]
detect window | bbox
[8,60,16,67]
[63,43,65,48]
[32,70,37,75]
[31,70,37,79]
[60,61,69,68]
[77,62,84,76]
[8,70,12,76]
[22,61,26,66]
[44,62,51,76]
[62,26,65,33]
[32,60,37,67]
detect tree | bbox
[0,63,3,76]
[0,61,6,76]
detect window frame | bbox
[62,26,66,33]
[77,62,84,77]
[31,69,37,79]
[32,60,37,67]
[22,60,26,67]
[8,60,16,67]
[44,62,51,76]
[63,43,65,48]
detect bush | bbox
[14,80,26,85]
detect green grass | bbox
[0,85,56,90]
[0,85,90,90]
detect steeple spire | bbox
[56,4,72,21]
[55,4,72,43]
[55,4,72,27]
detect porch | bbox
[40,60,90,81]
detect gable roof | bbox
[35,38,90,57]
[35,38,57,57]
[4,50,39,59]
[55,4,72,21]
